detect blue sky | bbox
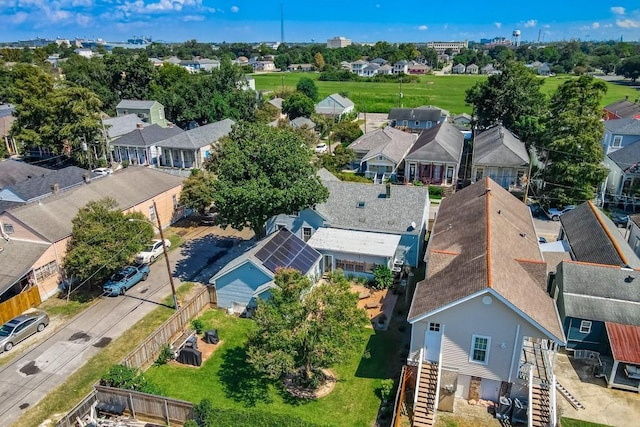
[1,1,640,44]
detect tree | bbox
[314,52,325,70]
[296,77,318,101]
[282,91,315,119]
[318,144,355,173]
[246,269,368,387]
[465,61,547,141]
[64,198,154,286]
[179,170,216,214]
[208,122,329,237]
[541,76,608,207]
[617,55,640,82]
[332,120,363,146]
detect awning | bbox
[307,228,400,258]
[606,321,640,365]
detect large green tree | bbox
[208,121,329,237]
[465,61,547,140]
[246,269,368,387]
[296,77,318,101]
[64,198,154,287]
[282,91,315,119]
[541,76,608,207]
[179,170,216,214]
[616,55,640,82]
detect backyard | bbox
[251,72,640,115]
[145,307,407,427]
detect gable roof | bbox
[0,239,51,297]
[0,160,52,189]
[604,99,640,119]
[2,166,97,202]
[103,114,149,139]
[557,261,640,325]
[111,124,184,148]
[608,139,640,170]
[5,167,183,243]
[405,121,464,163]
[315,93,355,115]
[313,176,429,235]
[604,117,640,135]
[408,177,564,342]
[116,100,159,110]
[156,119,235,150]
[268,97,283,110]
[348,126,417,164]
[472,126,529,167]
[290,117,316,129]
[388,107,443,123]
[560,202,640,268]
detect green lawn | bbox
[252,72,640,115]
[560,418,612,427]
[145,309,400,427]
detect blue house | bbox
[388,106,448,134]
[209,229,321,314]
[601,117,640,156]
[266,169,430,276]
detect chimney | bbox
[386,182,391,198]
[51,183,59,193]
[499,127,504,139]
[82,173,90,184]
[136,123,143,129]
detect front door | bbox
[445,166,454,185]
[424,322,442,362]
[323,255,333,273]
[409,163,416,181]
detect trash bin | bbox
[204,329,219,344]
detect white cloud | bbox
[72,0,93,6]
[611,6,626,15]
[524,19,537,28]
[617,18,640,28]
[230,5,239,13]
[494,22,501,29]
[543,24,550,29]
[418,25,428,31]
[183,14,204,21]
[592,22,600,29]
[9,11,28,24]
[76,13,91,26]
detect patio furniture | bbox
[511,398,528,425]
[495,396,512,421]
[204,329,219,345]
[365,301,380,309]
[625,364,640,379]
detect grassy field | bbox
[560,418,612,427]
[252,72,640,115]
[145,309,402,427]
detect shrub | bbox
[154,344,174,366]
[428,185,443,198]
[191,318,205,335]
[100,364,163,395]
[373,265,393,290]
[193,399,324,427]
[121,159,130,168]
[378,379,395,401]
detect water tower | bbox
[512,30,521,47]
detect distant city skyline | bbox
[1,1,640,44]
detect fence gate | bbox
[0,286,41,323]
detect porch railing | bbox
[413,348,424,410]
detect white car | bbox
[314,143,328,154]
[546,205,576,221]
[92,168,113,176]
[134,239,171,264]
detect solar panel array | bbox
[255,229,321,274]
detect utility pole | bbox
[398,77,403,108]
[522,149,534,203]
[153,200,179,310]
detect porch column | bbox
[180,150,185,168]
[608,360,619,388]
[194,149,198,168]
[169,149,174,168]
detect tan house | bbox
[0,168,184,302]
[471,126,529,191]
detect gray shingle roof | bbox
[408,177,565,342]
[0,160,52,189]
[6,167,183,243]
[2,166,97,202]
[388,107,442,122]
[558,261,640,325]
[348,126,417,164]
[0,239,50,296]
[290,117,315,129]
[156,119,235,150]
[560,202,640,268]
[608,139,640,169]
[314,176,429,235]
[111,124,184,148]
[405,121,464,163]
[116,100,158,110]
[315,94,355,115]
[472,126,529,167]
[604,100,640,119]
[103,114,149,139]
[604,117,640,135]
[0,104,15,118]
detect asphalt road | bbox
[0,226,253,426]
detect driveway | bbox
[358,112,388,133]
[0,225,253,426]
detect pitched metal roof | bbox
[388,107,443,122]
[307,227,400,258]
[0,239,50,296]
[1,166,98,202]
[156,119,235,149]
[103,114,149,139]
[111,124,184,148]
[606,322,640,364]
[0,160,52,189]
[408,177,565,342]
[472,125,529,167]
[604,99,640,119]
[313,176,429,235]
[348,126,417,164]
[5,167,183,243]
[315,93,355,115]
[116,100,159,110]
[405,121,464,163]
[604,117,640,135]
[560,202,640,268]
[557,261,640,325]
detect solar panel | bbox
[258,229,321,274]
[255,239,279,262]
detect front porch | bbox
[401,162,457,186]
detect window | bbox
[276,224,286,230]
[289,211,299,217]
[470,335,491,364]
[612,135,623,148]
[429,323,441,332]
[415,121,420,126]
[302,227,312,242]
[3,223,14,234]
[149,205,157,223]
[579,320,592,334]
[34,261,58,282]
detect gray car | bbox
[0,311,50,353]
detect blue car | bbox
[103,265,150,296]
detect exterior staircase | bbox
[413,362,438,427]
[531,383,551,427]
[555,381,585,410]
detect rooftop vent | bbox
[624,275,635,283]
[356,201,365,208]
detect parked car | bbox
[0,311,50,353]
[527,202,546,219]
[611,212,630,228]
[538,236,547,244]
[546,205,576,221]
[102,264,150,296]
[134,239,171,264]
[314,143,328,154]
[92,167,113,176]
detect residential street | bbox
[0,225,253,427]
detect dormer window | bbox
[612,135,622,148]
[357,201,365,208]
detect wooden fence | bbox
[55,389,98,427]
[0,286,41,324]
[120,285,211,370]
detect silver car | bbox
[0,311,50,353]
